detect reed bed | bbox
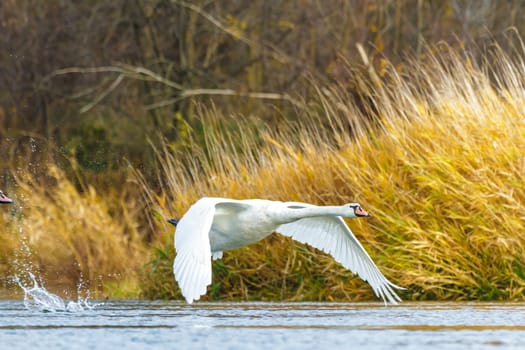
[141,43,525,301]
[1,41,524,302]
[0,164,146,298]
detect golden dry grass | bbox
[1,41,524,302]
[0,164,146,298]
[141,42,525,301]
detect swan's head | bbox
[348,203,370,218]
[0,191,13,204]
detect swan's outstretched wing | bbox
[173,198,218,303]
[277,202,402,305]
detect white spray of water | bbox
[10,205,101,313]
[8,157,102,313]
[14,272,100,313]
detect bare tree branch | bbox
[172,0,295,66]
[43,65,184,90]
[79,74,124,114]
[43,64,304,112]
[146,88,303,110]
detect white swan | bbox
[168,197,403,305]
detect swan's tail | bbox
[167,218,179,226]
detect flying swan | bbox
[168,197,403,305]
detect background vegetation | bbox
[1,0,525,301]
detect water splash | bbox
[8,180,101,313]
[14,272,100,313]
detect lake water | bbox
[1,300,525,350]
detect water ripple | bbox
[1,300,525,350]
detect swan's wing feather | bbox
[173,198,218,303]
[278,202,402,305]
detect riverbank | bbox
[2,40,525,302]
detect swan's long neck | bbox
[274,205,351,225]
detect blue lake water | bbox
[1,300,525,349]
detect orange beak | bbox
[355,206,370,217]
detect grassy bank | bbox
[2,41,525,301]
[141,43,525,302]
[0,163,146,299]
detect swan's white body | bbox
[171,197,403,305]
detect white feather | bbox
[172,198,216,303]
[278,203,402,304]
